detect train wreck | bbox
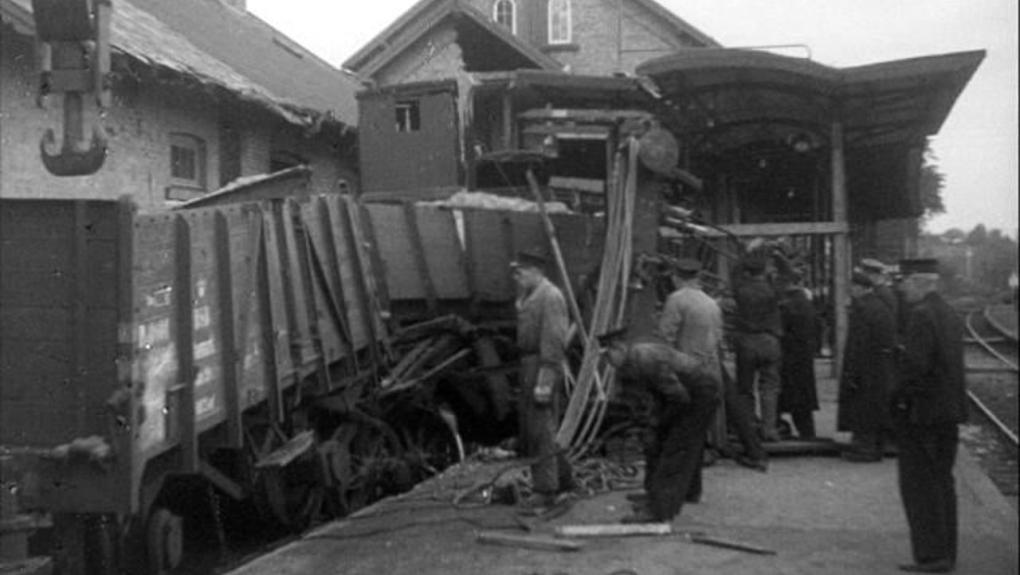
[0,1,994,574]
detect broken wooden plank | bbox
[689,534,776,555]
[555,523,674,538]
[476,531,584,552]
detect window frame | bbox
[395,99,422,133]
[547,0,572,45]
[492,0,516,35]
[168,132,207,191]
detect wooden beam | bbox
[831,120,850,379]
[694,221,849,238]
[476,531,583,552]
[174,215,198,472]
[214,212,243,448]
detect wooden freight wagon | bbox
[0,194,388,573]
[1,190,606,574]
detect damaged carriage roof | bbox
[1,0,359,130]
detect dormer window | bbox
[493,0,516,34]
[548,0,571,44]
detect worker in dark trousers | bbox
[892,259,966,574]
[512,248,574,509]
[838,271,897,461]
[599,329,720,523]
[732,255,784,442]
[657,258,726,463]
[777,274,819,439]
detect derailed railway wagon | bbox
[0,189,606,574]
[0,193,391,573]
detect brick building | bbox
[344,0,718,86]
[0,0,359,212]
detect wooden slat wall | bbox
[1,201,122,447]
[368,205,605,304]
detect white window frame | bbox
[547,0,572,45]
[493,0,516,34]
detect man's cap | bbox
[859,258,889,274]
[851,270,874,287]
[510,247,548,269]
[899,258,939,276]
[675,258,702,275]
[595,327,628,347]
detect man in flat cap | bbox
[598,329,719,523]
[658,258,727,468]
[511,247,574,509]
[838,271,897,462]
[891,258,966,573]
[732,254,784,442]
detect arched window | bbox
[548,0,571,44]
[493,0,516,34]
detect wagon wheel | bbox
[147,507,183,574]
[247,424,329,530]
[326,416,406,513]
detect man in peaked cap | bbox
[511,246,574,509]
[838,271,897,462]
[891,258,966,573]
[658,257,727,472]
[860,258,900,330]
[598,328,720,523]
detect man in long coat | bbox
[892,259,966,573]
[778,275,819,439]
[600,330,720,523]
[838,272,897,461]
[512,249,573,508]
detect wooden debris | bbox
[689,534,776,555]
[555,523,674,537]
[476,530,584,552]
[554,523,776,555]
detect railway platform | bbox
[227,362,1019,575]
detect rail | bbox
[964,310,1019,447]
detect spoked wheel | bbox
[146,507,183,575]
[327,415,406,513]
[247,424,329,531]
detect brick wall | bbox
[461,0,695,75]
[1,28,356,211]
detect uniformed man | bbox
[861,258,901,335]
[892,258,966,574]
[511,248,574,509]
[658,258,726,463]
[599,329,720,523]
[838,271,897,461]
[732,255,784,442]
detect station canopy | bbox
[636,48,985,218]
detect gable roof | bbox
[344,0,721,79]
[1,0,358,128]
[631,0,721,48]
[343,0,563,79]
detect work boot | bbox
[759,391,781,442]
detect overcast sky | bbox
[248,0,1018,236]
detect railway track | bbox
[962,306,1018,501]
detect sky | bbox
[248,0,1018,237]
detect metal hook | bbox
[40,91,108,176]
